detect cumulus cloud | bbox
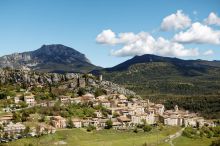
[96,30,199,57]
[161,10,191,31]
[204,12,220,26]
[174,22,220,44]
[203,50,214,55]
[96,29,139,45]
[96,29,118,45]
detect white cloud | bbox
[96,30,199,57]
[174,22,220,44]
[161,10,191,31]
[96,29,118,45]
[203,50,214,55]
[204,12,220,26]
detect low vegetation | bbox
[3,126,181,146]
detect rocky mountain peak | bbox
[0,44,98,73]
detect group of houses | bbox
[0,92,215,138]
[50,93,215,130]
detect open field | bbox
[159,136,218,146]
[3,126,181,146]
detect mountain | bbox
[105,54,220,72]
[0,44,99,73]
[98,54,220,95]
[94,54,220,118]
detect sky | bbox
[0,0,220,67]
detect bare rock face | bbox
[0,69,137,97]
[0,44,99,73]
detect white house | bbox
[24,94,36,106]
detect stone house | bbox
[91,118,100,127]
[134,106,145,115]
[0,114,13,124]
[72,118,82,128]
[117,94,127,103]
[98,119,108,128]
[94,111,102,118]
[51,116,67,128]
[152,104,165,115]
[37,123,56,134]
[24,94,36,107]
[96,95,107,100]
[117,116,131,127]
[4,122,26,135]
[101,100,111,108]
[71,97,81,104]
[59,95,71,104]
[82,119,92,127]
[162,115,183,126]
[14,96,21,104]
[111,118,122,130]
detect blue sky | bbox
[0,0,219,67]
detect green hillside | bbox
[97,55,220,119]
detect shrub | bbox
[143,125,152,132]
[87,125,96,132]
[77,88,86,96]
[210,139,220,146]
[105,120,113,129]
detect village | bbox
[0,69,217,143]
[0,86,216,142]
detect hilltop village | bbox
[0,68,216,142]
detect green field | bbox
[173,136,216,146]
[159,136,217,146]
[3,126,218,146]
[4,126,180,146]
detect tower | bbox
[99,74,103,82]
[174,105,179,112]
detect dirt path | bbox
[165,128,185,146]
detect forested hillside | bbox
[96,54,220,119]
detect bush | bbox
[105,120,113,129]
[210,139,220,146]
[211,126,220,137]
[87,125,96,132]
[94,88,105,97]
[133,128,138,133]
[77,88,86,96]
[67,119,74,129]
[182,127,198,138]
[143,125,152,132]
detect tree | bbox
[211,139,220,146]
[39,115,46,122]
[0,92,7,99]
[23,126,30,136]
[105,120,113,129]
[94,88,105,97]
[3,132,8,139]
[19,101,28,108]
[12,112,21,123]
[133,127,138,133]
[87,125,96,132]
[21,111,29,122]
[143,125,152,132]
[36,125,41,137]
[67,119,74,129]
[77,88,86,96]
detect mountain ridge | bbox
[104,54,220,72]
[0,44,99,73]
